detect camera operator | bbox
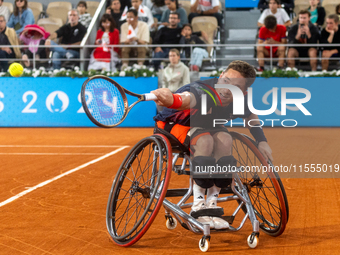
[287,10,319,71]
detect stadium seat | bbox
[37,17,63,36]
[191,16,218,66]
[46,1,72,25]
[27,2,43,24]
[294,0,310,5]
[2,2,13,14]
[321,0,339,6]
[86,1,100,17]
[323,4,337,21]
[179,0,191,17]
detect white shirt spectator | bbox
[190,0,219,12]
[0,5,10,22]
[258,8,290,25]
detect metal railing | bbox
[1,43,340,72]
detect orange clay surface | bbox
[0,127,340,255]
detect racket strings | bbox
[85,78,126,126]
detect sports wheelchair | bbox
[106,129,289,252]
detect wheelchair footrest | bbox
[220,215,235,225]
[190,208,224,218]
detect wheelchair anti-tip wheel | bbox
[230,132,289,237]
[165,216,178,230]
[106,134,172,246]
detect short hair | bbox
[169,48,180,56]
[270,0,280,5]
[99,13,116,32]
[182,23,192,31]
[299,9,311,17]
[77,1,87,8]
[328,14,339,23]
[127,8,138,17]
[0,15,5,20]
[169,11,180,19]
[69,9,79,16]
[264,15,277,29]
[224,60,256,87]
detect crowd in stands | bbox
[1,0,340,73]
[257,0,340,71]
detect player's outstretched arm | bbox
[245,113,273,162]
[151,88,195,110]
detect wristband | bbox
[250,125,267,143]
[169,94,183,109]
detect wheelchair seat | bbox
[153,126,190,154]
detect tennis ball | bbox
[9,62,24,77]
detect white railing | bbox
[1,43,340,71]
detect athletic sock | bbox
[206,185,221,206]
[192,183,206,208]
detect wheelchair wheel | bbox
[106,134,172,246]
[230,132,289,237]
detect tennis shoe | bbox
[207,200,229,230]
[191,201,214,229]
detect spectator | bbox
[106,0,131,12]
[7,0,34,35]
[308,0,325,28]
[258,0,291,28]
[143,0,167,21]
[153,11,181,70]
[106,0,124,31]
[336,4,340,21]
[45,9,87,69]
[0,14,21,71]
[320,14,340,71]
[287,10,319,71]
[120,8,150,69]
[0,0,10,22]
[88,14,119,71]
[160,0,188,28]
[130,0,154,30]
[162,48,190,92]
[20,25,50,67]
[77,1,92,28]
[153,11,206,70]
[189,0,222,27]
[179,23,208,71]
[258,0,294,17]
[257,15,286,71]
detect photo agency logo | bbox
[200,83,312,127]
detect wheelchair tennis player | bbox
[151,60,273,229]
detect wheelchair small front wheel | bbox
[106,134,172,247]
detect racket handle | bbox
[144,93,157,101]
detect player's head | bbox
[264,15,277,30]
[216,61,256,106]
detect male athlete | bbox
[151,60,273,229]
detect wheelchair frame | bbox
[106,131,289,252]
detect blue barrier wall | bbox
[0,77,158,127]
[225,0,259,8]
[201,77,340,127]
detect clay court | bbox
[1,127,340,254]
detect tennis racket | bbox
[81,75,157,128]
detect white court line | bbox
[0,145,128,148]
[0,153,107,156]
[0,146,129,208]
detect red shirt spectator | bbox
[258,24,286,54]
[93,28,119,61]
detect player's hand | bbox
[150,88,174,107]
[258,141,273,162]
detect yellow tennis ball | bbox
[9,62,24,77]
